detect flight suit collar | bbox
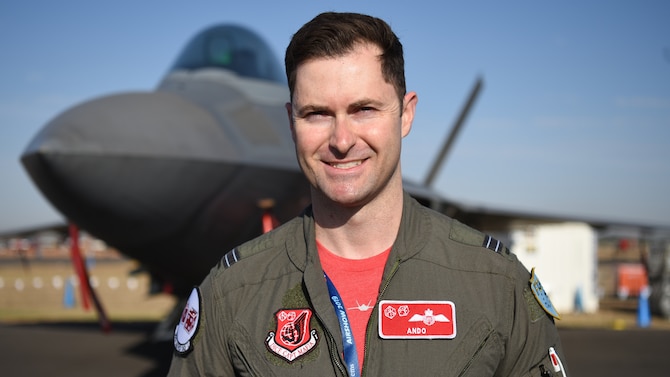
[284,191,432,270]
[392,191,432,262]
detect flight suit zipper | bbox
[361,258,401,377]
[313,310,348,377]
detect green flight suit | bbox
[168,192,567,376]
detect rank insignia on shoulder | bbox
[174,287,201,355]
[529,268,561,320]
[482,235,508,254]
[220,248,240,269]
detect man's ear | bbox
[401,91,418,138]
[286,102,296,141]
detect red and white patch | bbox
[266,309,318,362]
[549,347,565,373]
[379,300,456,339]
[173,287,201,355]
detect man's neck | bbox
[313,187,404,260]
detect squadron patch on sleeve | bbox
[174,287,201,355]
[529,268,561,320]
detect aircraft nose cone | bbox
[21,91,237,246]
[22,91,237,160]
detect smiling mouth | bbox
[329,160,363,169]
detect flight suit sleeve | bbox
[167,267,235,377]
[497,261,570,377]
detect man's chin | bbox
[314,189,370,209]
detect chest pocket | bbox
[229,326,277,377]
[450,317,503,376]
[372,316,503,376]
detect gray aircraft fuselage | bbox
[21,25,313,293]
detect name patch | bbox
[378,300,457,339]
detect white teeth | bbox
[330,160,362,169]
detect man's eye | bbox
[354,107,377,118]
[301,111,331,124]
[306,111,327,118]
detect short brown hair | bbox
[285,12,406,104]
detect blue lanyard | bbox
[324,273,360,377]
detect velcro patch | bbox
[523,287,545,322]
[379,300,456,339]
[173,287,201,355]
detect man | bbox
[168,12,568,376]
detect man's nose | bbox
[329,117,356,155]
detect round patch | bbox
[529,268,561,320]
[174,287,201,355]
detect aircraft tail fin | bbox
[423,76,483,188]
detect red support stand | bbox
[259,199,279,233]
[69,223,112,333]
[69,224,91,310]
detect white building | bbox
[511,222,599,314]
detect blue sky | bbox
[1,1,669,231]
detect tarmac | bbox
[1,259,670,376]
[0,309,669,376]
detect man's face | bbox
[287,42,416,208]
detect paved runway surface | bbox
[1,321,669,376]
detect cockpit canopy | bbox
[169,24,285,84]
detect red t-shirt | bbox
[317,241,390,370]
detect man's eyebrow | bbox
[294,98,385,116]
[294,104,330,117]
[348,98,383,110]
